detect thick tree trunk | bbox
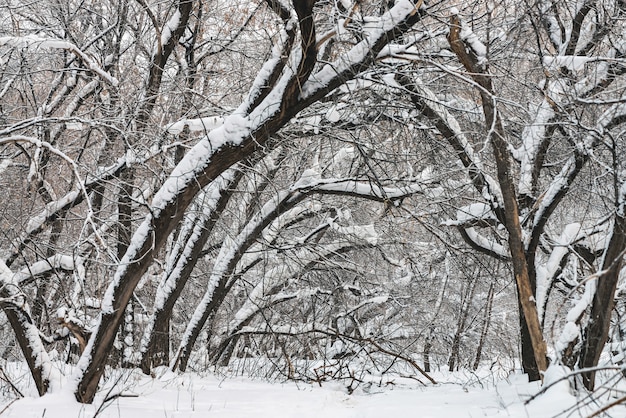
[75,2,424,402]
[447,16,548,379]
[1,304,49,395]
[146,317,170,369]
[492,127,548,380]
[519,309,541,381]
[578,213,625,390]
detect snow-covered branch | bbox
[1,136,122,266]
[13,254,85,286]
[529,102,626,248]
[139,170,239,364]
[395,73,505,233]
[210,241,361,365]
[300,0,424,102]
[70,0,427,401]
[0,35,119,87]
[0,260,56,395]
[535,223,582,322]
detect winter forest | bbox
[0,0,625,415]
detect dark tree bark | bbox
[447,14,548,379]
[0,303,48,395]
[578,213,626,390]
[69,0,425,401]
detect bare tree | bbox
[2,0,624,404]
[0,0,428,403]
[393,0,626,385]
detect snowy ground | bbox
[0,364,624,417]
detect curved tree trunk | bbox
[139,171,241,374]
[74,1,424,402]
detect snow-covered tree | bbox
[1,0,625,404]
[391,0,626,387]
[0,0,431,403]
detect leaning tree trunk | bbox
[139,171,241,374]
[447,15,548,379]
[1,304,49,395]
[578,211,625,390]
[74,1,424,403]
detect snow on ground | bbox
[0,364,623,417]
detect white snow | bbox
[455,203,496,225]
[543,56,594,73]
[309,178,428,199]
[516,82,562,197]
[240,18,296,113]
[327,147,355,171]
[0,258,12,279]
[328,220,379,245]
[0,158,11,175]
[554,272,597,357]
[539,0,565,49]
[0,261,60,391]
[459,22,487,66]
[464,227,508,258]
[325,103,350,123]
[292,168,321,188]
[160,9,181,48]
[23,191,80,238]
[0,365,614,418]
[165,116,224,135]
[300,0,422,100]
[0,35,119,86]
[441,204,508,257]
[207,114,251,150]
[535,223,581,321]
[13,254,85,285]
